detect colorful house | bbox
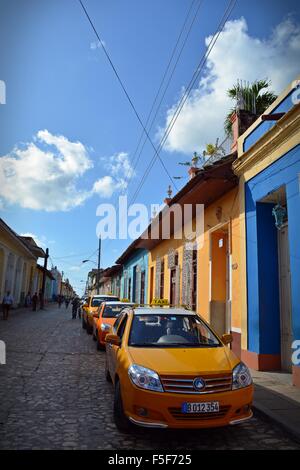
[145,152,244,356]
[0,219,45,307]
[117,247,148,304]
[99,265,122,297]
[233,77,300,387]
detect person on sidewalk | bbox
[71,297,79,319]
[32,292,38,311]
[65,297,70,309]
[24,292,31,308]
[2,291,13,320]
[39,290,43,310]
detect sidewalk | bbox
[251,369,300,441]
[1,303,58,318]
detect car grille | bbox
[168,405,230,420]
[160,374,232,394]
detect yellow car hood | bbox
[127,346,239,375]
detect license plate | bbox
[181,401,220,413]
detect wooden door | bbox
[278,224,293,372]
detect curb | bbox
[253,401,300,444]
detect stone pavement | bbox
[0,305,300,450]
[251,369,300,441]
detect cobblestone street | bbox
[0,304,299,450]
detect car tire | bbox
[113,380,131,433]
[105,359,112,381]
[93,329,97,341]
[82,317,86,330]
[97,337,104,351]
[86,322,92,335]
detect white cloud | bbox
[0,130,93,211]
[0,131,134,210]
[161,17,300,154]
[94,152,135,198]
[93,175,116,198]
[20,232,47,249]
[69,265,81,272]
[90,39,105,50]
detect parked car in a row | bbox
[81,294,119,334]
[92,301,135,351]
[82,298,254,433]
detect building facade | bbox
[118,249,148,304]
[233,77,300,387]
[0,219,45,307]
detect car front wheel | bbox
[82,316,86,329]
[113,380,131,433]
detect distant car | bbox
[93,301,135,350]
[82,294,119,334]
[105,306,253,432]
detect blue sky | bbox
[0,0,299,295]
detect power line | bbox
[129,0,237,205]
[123,0,204,199]
[78,0,177,189]
[52,249,98,260]
[129,0,201,171]
[106,0,203,223]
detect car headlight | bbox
[232,362,252,390]
[128,364,164,392]
[101,323,111,332]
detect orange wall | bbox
[147,187,241,331]
[211,231,227,302]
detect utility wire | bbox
[108,0,203,213]
[78,0,177,189]
[125,0,204,198]
[129,0,237,205]
[129,0,200,170]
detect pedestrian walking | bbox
[65,297,70,309]
[58,295,63,308]
[2,291,13,320]
[39,290,43,310]
[71,297,79,319]
[32,292,38,311]
[24,292,31,308]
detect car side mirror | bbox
[105,334,121,346]
[221,333,233,345]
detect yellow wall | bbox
[0,230,37,300]
[147,187,241,331]
[147,237,184,305]
[197,188,240,330]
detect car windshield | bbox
[91,296,119,307]
[102,304,130,318]
[128,314,221,348]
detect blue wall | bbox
[120,249,148,303]
[245,145,300,354]
[244,90,296,152]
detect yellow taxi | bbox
[105,307,253,432]
[82,294,119,334]
[92,301,135,350]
